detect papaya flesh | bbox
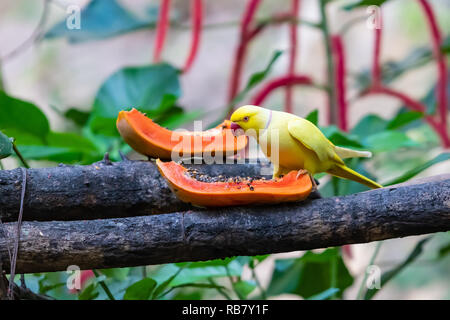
[116,108,247,159]
[156,160,313,207]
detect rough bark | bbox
[0,175,448,274]
[0,159,290,222]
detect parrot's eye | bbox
[243,116,249,122]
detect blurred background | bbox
[0,0,449,300]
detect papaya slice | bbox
[117,108,247,159]
[156,160,313,207]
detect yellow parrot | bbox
[230,105,382,189]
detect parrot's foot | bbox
[295,170,317,190]
[296,169,308,179]
[309,174,318,190]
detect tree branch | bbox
[0,174,448,274]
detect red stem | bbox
[241,0,261,34]
[372,13,382,88]
[227,0,262,113]
[363,86,450,147]
[183,0,203,73]
[418,0,448,131]
[285,0,300,114]
[342,245,353,259]
[331,35,348,132]
[153,0,171,63]
[251,74,313,105]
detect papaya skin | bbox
[116,108,247,159]
[156,159,313,207]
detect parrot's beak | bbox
[230,122,241,131]
[230,122,244,137]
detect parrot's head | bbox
[230,105,271,136]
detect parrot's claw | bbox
[296,169,308,179]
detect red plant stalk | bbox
[153,0,171,63]
[285,0,300,114]
[251,74,312,105]
[342,245,353,259]
[227,0,262,115]
[331,35,348,132]
[418,0,448,132]
[364,86,450,147]
[372,12,382,88]
[183,0,203,73]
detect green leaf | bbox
[173,291,203,300]
[98,268,130,281]
[343,0,390,10]
[0,131,13,160]
[153,258,248,287]
[352,114,388,139]
[47,132,97,152]
[362,130,420,152]
[172,283,228,290]
[382,48,432,85]
[45,0,154,43]
[233,280,256,299]
[441,36,450,54]
[0,91,50,143]
[38,282,66,294]
[155,106,203,129]
[321,125,364,148]
[152,267,184,299]
[267,248,353,299]
[305,109,319,126]
[17,145,83,162]
[351,111,425,140]
[78,283,99,300]
[384,152,450,185]
[16,131,99,163]
[123,278,157,300]
[364,237,431,300]
[386,111,423,130]
[249,254,269,268]
[65,108,91,127]
[306,288,339,300]
[438,242,450,259]
[231,50,283,105]
[156,282,228,299]
[90,63,181,135]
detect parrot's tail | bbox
[335,146,372,159]
[327,164,382,189]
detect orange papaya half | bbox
[156,160,313,207]
[117,108,247,159]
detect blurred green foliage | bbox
[45,0,157,43]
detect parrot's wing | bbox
[287,118,339,163]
